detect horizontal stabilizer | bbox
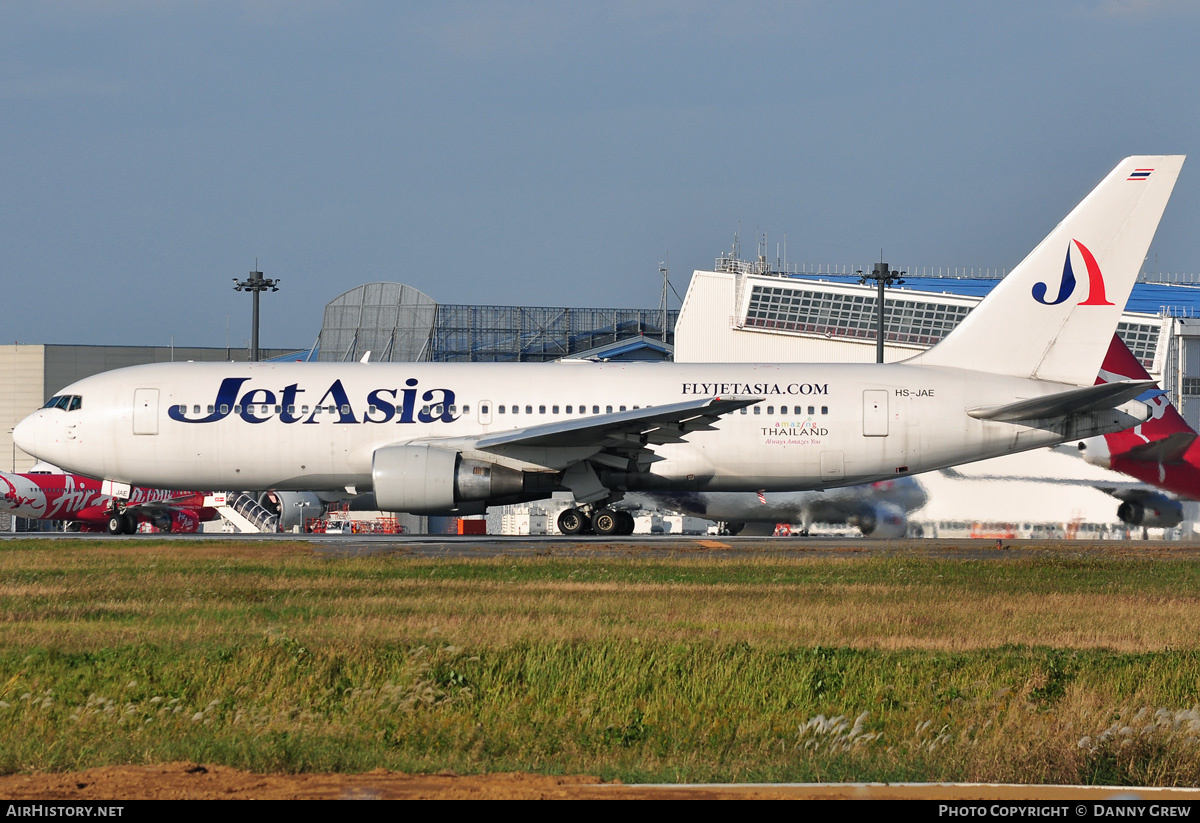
[1111,430,1198,465]
[967,379,1157,422]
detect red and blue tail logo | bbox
[1031,240,1113,306]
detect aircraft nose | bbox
[12,412,42,458]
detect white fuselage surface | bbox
[14,359,1143,495]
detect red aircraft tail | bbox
[1095,335,1196,463]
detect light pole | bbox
[232,268,280,362]
[857,260,905,363]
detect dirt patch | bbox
[4,763,1200,800]
[0,763,688,800]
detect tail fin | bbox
[1094,334,1196,462]
[908,155,1184,385]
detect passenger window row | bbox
[491,404,641,415]
[739,405,829,415]
[171,401,829,419]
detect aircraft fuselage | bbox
[15,359,1145,496]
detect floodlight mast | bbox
[232,268,280,362]
[857,259,905,363]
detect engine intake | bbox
[258,491,325,530]
[372,445,526,514]
[1117,495,1183,528]
[855,501,908,538]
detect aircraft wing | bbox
[967,380,1157,423]
[938,467,1173,503]
[123,500,191,512]
[121,495,207,514]
[1090,484,1176,504]
[375,395,762,506]
[474,396,761,451]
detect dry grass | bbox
[4,539,1200,782]
[3,543,1200,651]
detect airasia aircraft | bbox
[0,466,217,534]
[1076,336,1200,528]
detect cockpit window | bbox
[43,395,83,411]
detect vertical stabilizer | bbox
[1096,333,1196,451]
[909,155,1184,385]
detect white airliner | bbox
[13,155,1184,536]
[628,476,929,538]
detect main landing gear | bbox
[106,511,138,535]
[557,506,635,536]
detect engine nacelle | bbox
[258,491,325,530]
[139,508,201,533]
[372,445,526,515]
[1117,495,1183,528]
[857,502,908,538]
[1076,436,1112,469]
[168,509,201,533]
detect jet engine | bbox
[258,491,326,531]
[1076,437,1112,468]
[855,501,908,538]
[137,508,201,534]
[371,445,534,515]
[167,509,201,534]
[1116,495,1183,528]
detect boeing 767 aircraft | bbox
[626,476,927,538]
[14,156,1185,535]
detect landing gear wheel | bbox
[617,510,635,535]
[558,508,589,535]
[591,508,619,536]
[106,512,136,535]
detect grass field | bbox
[3,538,1200,785]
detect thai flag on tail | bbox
[1127,168,1153,181]
[756,491,767,505]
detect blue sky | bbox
[3,1,1198,347]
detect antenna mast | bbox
[659,256,670,343]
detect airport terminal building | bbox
[313,282,675,363]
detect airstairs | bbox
[214,492,279,534]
